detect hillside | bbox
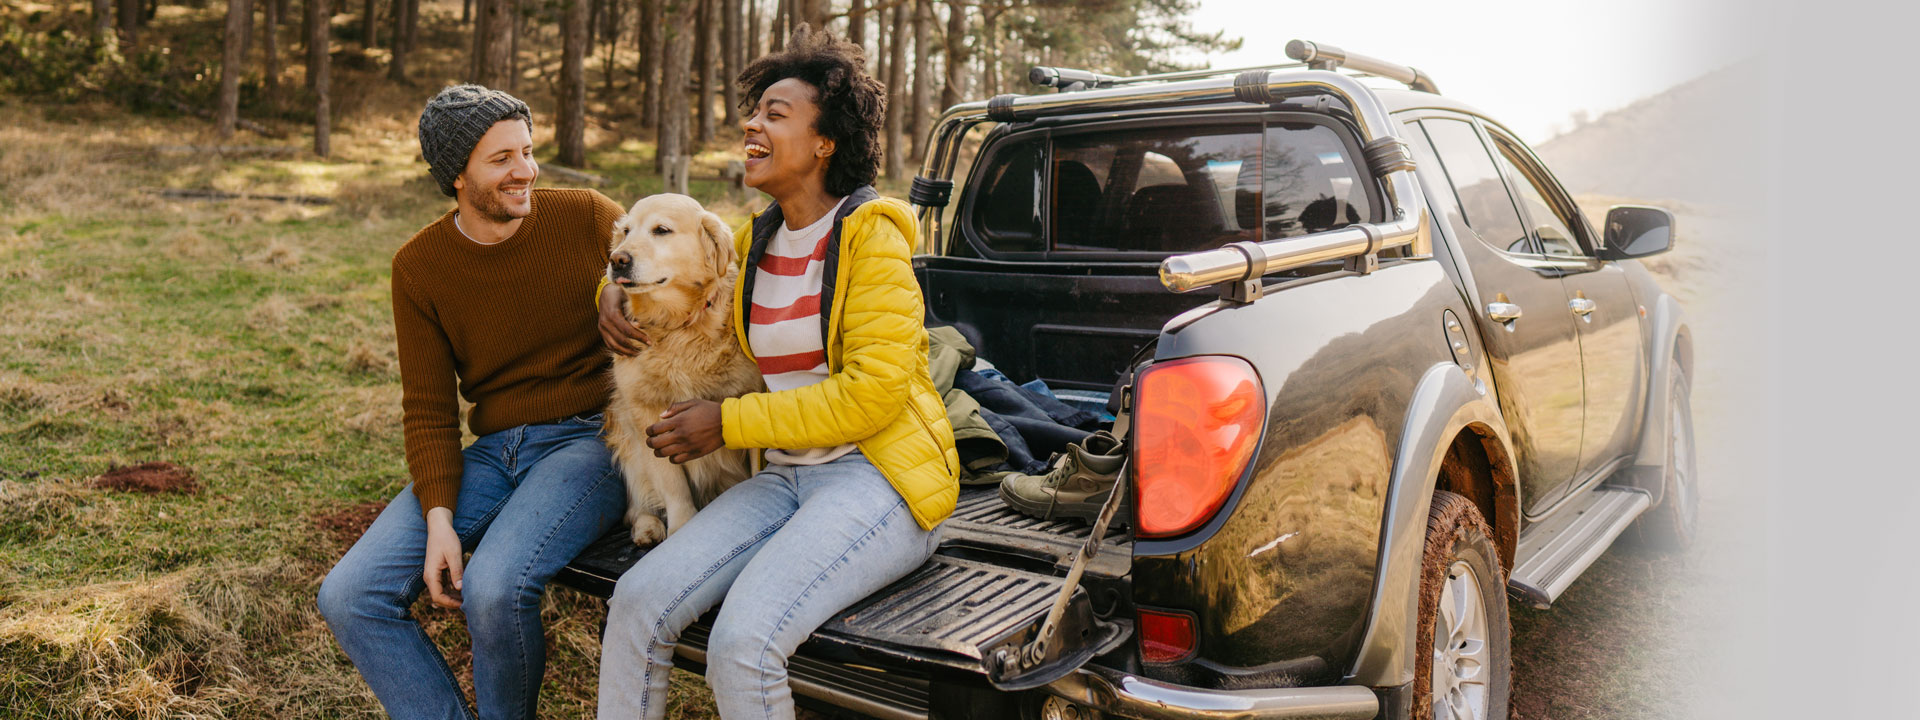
[1536,62,1764,208]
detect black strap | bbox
[909,176,953,208]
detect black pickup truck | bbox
[559,40,1696,720]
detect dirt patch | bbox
[1509,549,1699,719]
[313,500,387,550]
[92,462,199,494]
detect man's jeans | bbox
[318,414,627,720]
[597,451,940,720]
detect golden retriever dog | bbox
[603,194,764,546]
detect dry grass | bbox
[0,564,304,718]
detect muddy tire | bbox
[1627,368,1697,551]
[1413,490,1511,720]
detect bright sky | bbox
[1183,0,1758,144]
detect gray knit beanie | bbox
[418,85,533,198]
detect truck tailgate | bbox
[558,486,1132,689]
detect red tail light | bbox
[1133,355,1265,538]
[1138,607,1197,663]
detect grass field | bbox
[1,3,1726,718]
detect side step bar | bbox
[1507,486,1650,609]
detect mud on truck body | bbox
[559,40,1696,720]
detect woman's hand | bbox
[645,399,724,464]
[598,282,651,356]
[423,507,464,609]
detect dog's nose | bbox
[610,251,632,272]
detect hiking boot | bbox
[999,430,1126,522]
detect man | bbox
[317,85,637,720]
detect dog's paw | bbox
[629,515,667,546]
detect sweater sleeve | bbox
[720,214,919,450]
[391,261,465,518]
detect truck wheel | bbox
[1628,369,1697,551]
[1414,491,1511,720]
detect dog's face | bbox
[608,194,734,318]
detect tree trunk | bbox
[263,0,280,104]
[476,0,513,88]
[694,0,713,143]
[387,0,412,80]
[305,0,320,89]
[884,0,906,178]
[218,0,248,138]
[941,0,964,108]
[847,0,862,47]
[462,0,470,23]
[873,8,886,88]
[722,0,739,125]
[980,3,999,96]
[312,0,331,157]
[116,0,138,45]
[360,0,376,47]
[659,0,696,193]
[769,0,786,51]
[639,0,660,128]
[275,0,288,26]
[241,0,254,62]
[600,0,620,98]
[559,0,589,167]
[746,0,759,61]
[586,0,599,46]
[909,0,931,162]
[509,5,522,91]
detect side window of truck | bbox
[1262,121,1375,240]
[1419,118,1535,255]
[1049,124,1263,253]
[1486,134,1593,258]
[971,135,1045,253]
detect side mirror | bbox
[1599,205,1675,260]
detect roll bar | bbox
[913,50,1433,302]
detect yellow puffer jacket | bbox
[720,192,960,530]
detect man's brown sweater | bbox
[391,188,624,517]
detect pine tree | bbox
[559,0,589,167]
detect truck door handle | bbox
[1569,298,1597,316]
[1486,302,1523,322]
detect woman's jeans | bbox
[597,451,940,720]
[317,414,627,720]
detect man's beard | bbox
[469,179,531,224]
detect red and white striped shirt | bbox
[749,198,856,465]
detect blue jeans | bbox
[318,414,627,720]
[597,451,940,720]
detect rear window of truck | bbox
[964,116,1377,257]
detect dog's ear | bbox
[701,211,734,280]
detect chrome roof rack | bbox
[1028,39,1438,95]
[1284,40,1439,94]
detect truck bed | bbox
[555,485,1133,714]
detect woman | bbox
[595,26,960,720]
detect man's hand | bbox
[423,507,464,609]
[598,282,651,356]
[645,399,724,464]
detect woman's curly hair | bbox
[737,25,887,197]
